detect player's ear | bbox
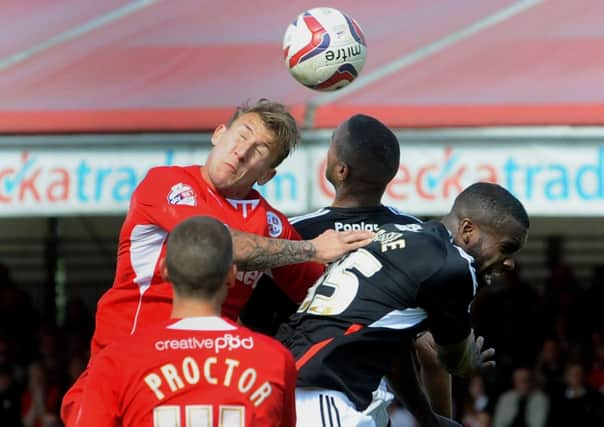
[158,257,169,282]
[459,218,476,245]
[211,124,227,146]
[257,168,276,185]
[337,161,349,181]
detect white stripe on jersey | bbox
[129,224,168,334]
[289,208,330,224]
[226,198,260,218]
[368,307,427,330]
[167,316,237,331]
[452,245,478,296]
[384,205,423,223]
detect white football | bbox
[283,7,367,92]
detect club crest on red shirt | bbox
[167,183,197,206]
[266,211,283,237]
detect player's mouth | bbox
[224,162,237,174]
[481,266,507,283]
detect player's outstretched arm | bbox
[388,348,461,427]
[415,332,453,417]
[435,330,495,378]
[230,229,374,271]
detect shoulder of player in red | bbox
[133,165,214,210]
[98,316,294,358]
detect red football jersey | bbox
[75,317,296,427]
[91,165,323,358]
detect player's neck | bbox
[332,183,383,208]
[440,214,457,236]
[200,165,212,187]
[331,193,382,208]
[171,298,220,319]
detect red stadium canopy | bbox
[1,0,603,133]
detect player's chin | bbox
[480,270,506,288]
[215,173,240,189]
[477,270,499,288]
[476,273,492,289]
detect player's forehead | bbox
[489,218,528,251]
[232,113,277,143]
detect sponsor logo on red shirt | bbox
[167,183,197,206]
[155,334,254,354]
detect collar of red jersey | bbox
[167,316,237,331]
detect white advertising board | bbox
[0,140,602,217]
[311,143,604,216]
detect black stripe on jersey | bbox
[330,396,342,427]
[319,394,342,427]
[320,394,328,426]
[325,394,335,427]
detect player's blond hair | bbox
[228,98,300,167]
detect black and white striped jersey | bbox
[240,205,421,334]
[276,221,478,411]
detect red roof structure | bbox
[1,0,603,132]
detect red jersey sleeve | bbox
[270,217,325,303]
[132,166,226,232]
[75,349,121,427]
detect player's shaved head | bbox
[166,216,233,299]
[451,182,530,232]
[334,114,400,190]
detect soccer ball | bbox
[283,7,367,92]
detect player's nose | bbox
[233,140,253,160]
[502,257,515,270]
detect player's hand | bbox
[311,229,374,263]
[474,335,496,371]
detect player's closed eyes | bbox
[501,242,520,254]
[255,144,269,156]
